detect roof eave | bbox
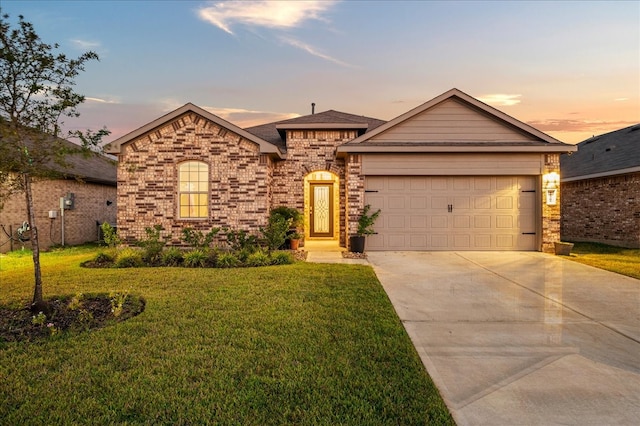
[562,165,640,182]
[105,103,283,159]
[275,123,368,130]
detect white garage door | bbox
[364,176,537,251]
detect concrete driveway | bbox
[367,251,640,426]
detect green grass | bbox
[0,246,453,425]
[566,242,640,280]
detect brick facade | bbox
[542,154,561,253]
[561,172,640,248]
[1,177,116,252]
[116,113,271,246]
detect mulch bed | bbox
[0,294,145,344]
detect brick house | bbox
[1,140,117,253]
[106,88,576,252]
[561,124,640,248]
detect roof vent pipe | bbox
[311,103,315,114]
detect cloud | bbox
[614,98,629,101]
[85,97,119,104]
[70,38,101,50]
[197,0,337,34]
[527,119,636,133]
[280,37,354,67]
[201,106,300,127]
[477,94,522,107]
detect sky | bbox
[2,0,639,145]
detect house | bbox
[106,88,576,252]
[561,124,640,248]
[0,138,117,253]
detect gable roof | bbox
[105,103,282,157]
[561,123,640,181]
[52,139,117,185]
[245,110,386,151]
[337,88,577,154]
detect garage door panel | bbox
[364,176,537,251]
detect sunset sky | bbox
[2,0,639,144]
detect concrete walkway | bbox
[367,251,640,426]
[303,240,369,265]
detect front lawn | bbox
[0,247,453,425]
[566,242,640,280]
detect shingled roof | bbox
[561,123,640,181]
[244,110,386,151]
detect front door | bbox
[310,183,333,237]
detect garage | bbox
[364,175,538,251]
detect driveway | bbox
[367,251,640,426]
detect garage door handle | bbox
[522,232,536,235]
[447,204,453,213]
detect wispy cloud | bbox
[280,37,354,67]
[70,38,101,50]
[202,106,300,127]
[197,0,337,34]
[614,98,629,101]
[477,94,522,107]
[527,119,636,133]
[85,96,119,104]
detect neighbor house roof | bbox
[561,123,640,182]
[245,110,386,152]
[337,88,577,155]
[53,139,117,185]
[105,103,282,158]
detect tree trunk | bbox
[23,173,44,310]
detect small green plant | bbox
[68,293,84,311]
[46,322,59,336]
[31,311,46,326]
[270,251,295,265]
[110,290,129,317]
[216,252,240,268]
[357,204,381,236]
[224,229,258,252]
[137,225,169,265]
[75,309,94,331]
[100,222,121,248]
[246,250,270,267]
[183,249,208,268]
[93,251,115,265]
[261,215,292,252]
[270,206,303,229]
[182,227,220,249]
[161,247,183,266]
[115,248,144,268]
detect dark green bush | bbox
[115,248,144,268]
[216,252,240,268]
[246,250,270,267]
[270,251,294,265]
[161,247,183,266]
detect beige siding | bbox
[362,153,545,175]
[369,99,537,142]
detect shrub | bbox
[224,229,258,252]
[270,206,303,228]
[183,249,208,268]
[161,247,183,266]
[100,222,121,248]
[261,215,292,252]
[270,251,295,265]
[137,225,169,265]
[216,252,240,268]
[246,250,270,267]
[182,227,220,250]
[115,248,144,268]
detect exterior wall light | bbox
[542,172,560,205]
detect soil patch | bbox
[0,294,145,344]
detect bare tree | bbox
[0,12,108,312]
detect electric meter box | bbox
[63,192,75,210]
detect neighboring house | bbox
[561,124,640,248]
[0,139,117,253]
[106,88,576,252]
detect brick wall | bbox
[117,112,270,246]
[344,154,364,250]
[561,172,640,248]
[1,177,116,252]
[542,154,561,253]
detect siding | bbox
[369,99,536,143]
[362,153,545,175]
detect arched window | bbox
[178,161,209,218]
